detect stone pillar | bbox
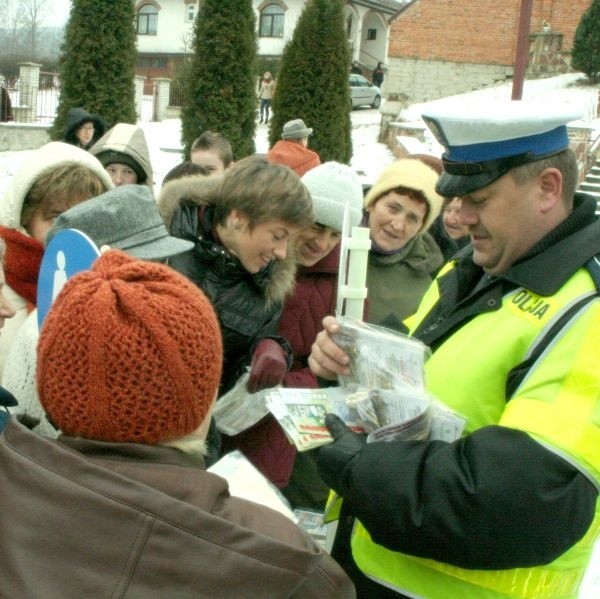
[153,77,172,122]
[378,95,406,143]
[18,62,42,123]
[134,75,145,121]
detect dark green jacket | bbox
[366,232,443,328]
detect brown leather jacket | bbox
[0,418,355,598]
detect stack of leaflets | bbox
[266,387,366,451]
[293,509,328,549]
[267,316,466,449]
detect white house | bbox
[134,0,404,80]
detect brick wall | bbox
[389,0,592,65]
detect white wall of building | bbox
[135,0,392,65]
[257,1,306,56]
[136,1,196,54]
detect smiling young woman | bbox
[158,156,314,465]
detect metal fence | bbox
[1,71,60,125]
[169,79,187,107]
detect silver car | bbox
[349,74,382,109]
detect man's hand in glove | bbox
[246,338,288,393]
[316,413,367,495]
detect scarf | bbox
[0,226,44,306]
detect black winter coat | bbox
[159,177,297,394]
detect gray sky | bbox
[45,0,71,27]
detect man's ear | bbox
[538,167,563,213]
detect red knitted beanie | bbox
[37,250,223,444]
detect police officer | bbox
[309,101,600,599]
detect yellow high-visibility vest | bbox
[351,262,600,598]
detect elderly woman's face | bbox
[367,191,427,252]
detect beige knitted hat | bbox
[364,158,443,231]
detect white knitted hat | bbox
[301,162,363,232]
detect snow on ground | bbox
[2,72,599,197]
[137,106,394,196]
[403,72,600,159]
[0,106,392,199]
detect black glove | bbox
[316,413,367,495]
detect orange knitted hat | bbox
[37,250,223,444]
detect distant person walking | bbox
[258,72,276,124]
[350,62,362,75]
[372,62,384,88]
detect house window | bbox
[346,15,353,38]
[259,4,284,38]
[186,4,195,22]
[366,29,377,41]
[137,5,158,35]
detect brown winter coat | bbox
[0,417,355,598]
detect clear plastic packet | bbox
[332,315,430,391]
[212,372,273,436]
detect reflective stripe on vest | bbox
[352,512,600,598]
[351,265,600,598]
[423,269,595,432]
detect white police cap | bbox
[422,100,583,196]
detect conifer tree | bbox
[181,0,257,159]
[50,0,137,139]
[269,0,351,163]
[572,0,600,84]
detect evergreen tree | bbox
[50,0,137,139]
[181,0,257,160]
[269,0,351,163]
[572,0,600,84]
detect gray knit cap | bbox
[46,185,193,261]
[301,162,363,232]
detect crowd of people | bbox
[1,95,599,599]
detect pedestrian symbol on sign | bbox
[37,229,100,329]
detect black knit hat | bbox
[96,150,147,184]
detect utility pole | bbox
[512,0,533,100]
